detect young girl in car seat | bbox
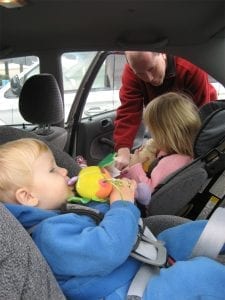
[0,138,224,300]
[124,92,201,204]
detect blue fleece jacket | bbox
[5,202,225,300]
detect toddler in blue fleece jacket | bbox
[0,138,224,300]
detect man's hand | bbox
[114,147,130,170]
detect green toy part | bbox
[98,153,116,167]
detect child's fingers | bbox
[109,178,136,203]
[126,178,137,190]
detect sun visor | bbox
[194,101,225,157]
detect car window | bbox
[62,52,97,91]
[208,76,225,100]
[0,56,39,125]
[62,52,126,119]
[82,53,126,118]
[61,52,97,119]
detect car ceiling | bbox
[0,0,224,84]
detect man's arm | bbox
[114,64,145,169]
[113,64,144,151]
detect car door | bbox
[64,51,145,165]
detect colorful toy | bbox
[130,138,157,172]
[68,153,151,205]
[67,166,114,204]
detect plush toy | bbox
[129,138,157,172]
[68,166,114,204]
[68,153,151,205]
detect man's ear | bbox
[15,188,39,207]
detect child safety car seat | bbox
[0,125,80,298]
[146,100,225,220]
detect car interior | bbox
[0,0,224,298]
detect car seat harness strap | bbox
[147,154,170,177]
[62,203,168,265]
[131,218,167,266]
[27,202,168,268]
[61,203,104,224]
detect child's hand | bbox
[109,178,137,204]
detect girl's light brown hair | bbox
[143,92,201,157]
[0,138,50,202]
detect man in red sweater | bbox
[114,51,217,170]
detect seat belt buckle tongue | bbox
[131,219,167,267]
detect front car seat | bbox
[19,73,67,149]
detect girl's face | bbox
[30,151,74,210]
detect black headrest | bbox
[194,100,225,157]
[19,74,64,125]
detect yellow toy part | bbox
[76,166,113,202]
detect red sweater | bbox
[114,55,217,151]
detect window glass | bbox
[82,53,126,118]
[208,76,225,100]
[0,56,39,125]
[62,52,97,119]
[61,52,126,120]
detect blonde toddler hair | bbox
[143,92,201,157]
[0,138,50,202]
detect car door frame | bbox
[65,51,145,165]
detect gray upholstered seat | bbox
[0,201,66,299]
[19,73,67,150]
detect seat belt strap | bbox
[191,207,225,259]
[131,219,167,266]
[127,264,159,300]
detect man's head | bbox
[125,51,167,86]
[0,138,73,209]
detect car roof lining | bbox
[0,0,224,84]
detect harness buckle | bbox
[130,219,167,267]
